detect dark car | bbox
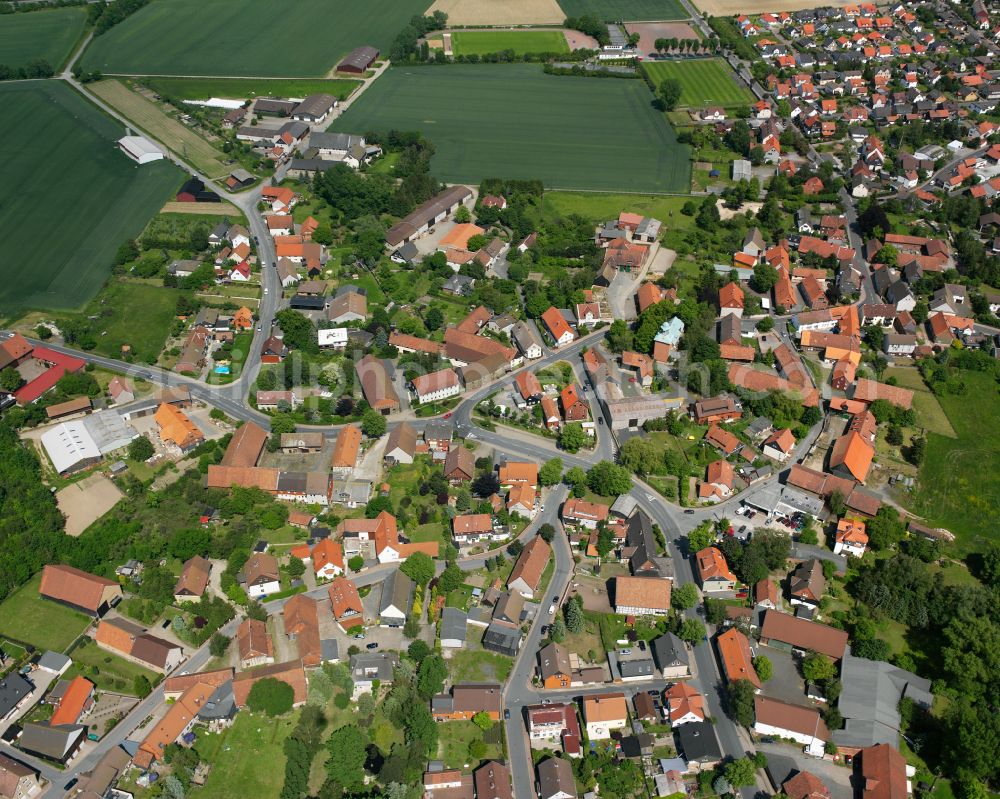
[504,708,511,720]
[366,642,379,650]
[551,596,559,604]
[684,509,695,515]
[64,779,78,791]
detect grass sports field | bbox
[80,0,426,77]
[908,370,998,554]
[451,30,569,55]
[642,58,753,107]
[556,0,687,21]
[0,82,181,317]
[138,77,360,102]
[330,65,691,192]
[0,573,91,652]
[0,7,87,70]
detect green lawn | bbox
[884,367,955,438]
[642,59,753,108]
[330,64,691,193]
[0,573,92,652]
[437,719,503,770]
[446,584,475,609]
[557,0,687,21]
[80,0,426,76]
[138,77,360,101]
[60,279,180,364]
[907,371,999,554]
[0,82,181,317]
[448,647,514,683]
[537,192,695,227]
[199,710,297,799]
[451,30,569,56]
[0,7,87,70]
[65,637,160,695]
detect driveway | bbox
[757,648,808,705]
[760,742,854,799]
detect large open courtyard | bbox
[330,64,691,192]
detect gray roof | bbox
[37,651,71,673]
[482,620,520,656]
[339,45,379,70]
[309,131,365,152]
[198,682,236,721]
[350,652,399,681]
[321,638,339,662]
[0,673,32,717]
[19,723,85,761]
[832,650,933,749]
[83,410,139,454]
[651,632,689,671]
[610,494,638,518]
[293,94,336,119]
[676,720,722,763]
[440,607,468,643]
[618,653,656,679]
[512,322,542,354]
[423,420,453,442]
[746,417,773,437]
[379,569,413,616]
[442,274,475,293]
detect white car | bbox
[263,288,269,295]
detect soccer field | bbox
[451,30,570,56]
[0,82,181,316]
[642,58,753,107]
[0,7,87,70]
[330,65,691,192]
[80,0,428,77]
[557,0,687,21]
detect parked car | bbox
[366,642,379,650]
[504,708,511,720]
[353,632,365,640]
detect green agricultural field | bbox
[0,82,181,317]
[0,573,92,652]
[451,30,569,56]
[558,0,686,20]
[907,370,999,554]
[0,7,87,70]
[138,77,360,102]
[330,64,691,192]
[642,58,753,108]
[80,0,427,77]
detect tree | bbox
[247,677,295,716]
[725,757,759,788]
[404,614,421,639]
[425,306,444,331]
[559,422,589,453]
[538,523,555,543]
[348,555,365,572]
[751,262,779,293]
[417,654,447,699]
[606,320,633,353]
[801,652,836,682]
[471,710,493,730]
[325,724,366,791]
[361,408,387,437]
[586,461,632,496]
[0,367,22,392]
[127,435,155,462]
[408,639,430,662]
[438,563,464,594]
[468,738,487,759]
[209,633,230,658]
[672,582,699,610]
[687,522,715,554]
[754,655,773,682]
[550,615,567,643]
[286,557,306,578]
[713,775,733,796]
[133,674,151,698]
[401,551,434,585]
[678,617,705,644]
[726,679,756,726]
[564,598,584,633]
[540,458,563,487]
[659,78,683,111]
[507,539,524,558]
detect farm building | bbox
[117,135,164,165]
[338,46,379,74]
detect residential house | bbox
[693,396,742,424]
[444,446,475,483]
[384,422,417,465]
[834,518,868,557]
[651,633,690,679]
[356,355,400,414]
[783,771,831,799]
[664,681,705,725]
[474,761,513,799]
[95,617,183,673]
[763,428,796,461]
[330,424,362,478]
[537,642,572,689]
[717,628,760,689]
[540,307,575,347]
[411,368,462,404]
[695,547,737,593]
[431,683,502,722]
[328,577,364,631]
[0,753,40,799]
[452,514,500,545]
[582,693,628,740]
[242,553,280,599]
[753,696,829,757]
[676,721,723,769]
[614,576,671,615]
[173,556,211,603]
[378,569,413,627]
[789,559,825,608]
[561,498,609,529]
[537,757,577,799]
[237,618,274,669]
[507,536,551,598]
[560,384,588,423]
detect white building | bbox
[582,693,628,740]
[753,696,829,757]
[410,368,461,404]
[117,135,164,165]
[41,410,139,474]
[318,328,349,349]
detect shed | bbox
[338,46,379,74]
